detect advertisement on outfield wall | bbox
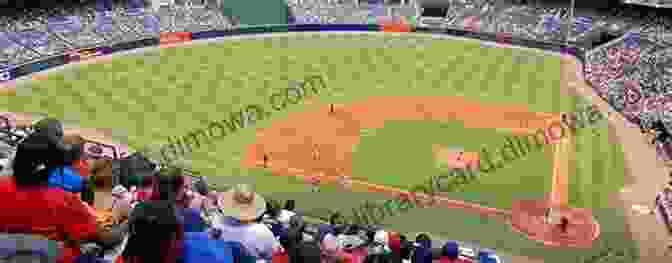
[67,47,104,63]
[160,32,192,46]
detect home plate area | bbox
[239,96,599,248]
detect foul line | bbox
[254,160,512,218]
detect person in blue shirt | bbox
[122,200,247,263]
[48,164,89,193]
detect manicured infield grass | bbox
[0,33,633,262]
[351,120,553,210]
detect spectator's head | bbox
[387,231,401,255]
[442,241,459,260]
[33,118,64,140]
[264,199,280,218]
[374,230,389,246]
[11,134,53,187]
[321,232,339,256]
[192,176,208,196]
[90,159,114,187]
[152,167,186,202]
[289,214,305,231]
[415,233,431,249]
[218,183,266,224]
[123,200,183,263]
[329,211,345,225]
[284,199,296,211]
[398,235,412,260]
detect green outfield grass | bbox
[0,33,633,262]
[351,120,553,210]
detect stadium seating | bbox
[0,0,672,262]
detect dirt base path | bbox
[241,95,574,262]
[242,96,557,181]
[560,55,671,262]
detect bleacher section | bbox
[0,0,671,262]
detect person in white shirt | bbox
[211,184,277,262]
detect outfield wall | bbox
[0,23,586,87]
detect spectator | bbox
[322,232,353,263]
[120,200,183,263]
[363,253,395,263]
[415,233,432,250]
[370,230,392,255]
[410,233,432,263]
[559,216,569,233]
[122,199,249,263]
[652,182,672,249]
[182,231,252,263]
[289,242,322,263]
[0,127,127,263]
[439,241,462,263]
[651,120,672,145]
[210,183,276,262]
[12,118,82,181]
[49,135,95,205]
[150,167,207,232]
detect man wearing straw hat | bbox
[211,183,277,262]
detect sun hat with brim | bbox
[218,183,266,221]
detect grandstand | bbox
[0,0,671,262]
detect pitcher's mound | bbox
[433,144,480,170]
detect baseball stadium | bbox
[1,0,671,263]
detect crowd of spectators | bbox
[2,1,672,262]
[0,117,497,263]
[414,0,672,161]
[0,0,231,65]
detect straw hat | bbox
[218,184,266,221]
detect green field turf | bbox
[352,120,553,210]
[0,33,633,262]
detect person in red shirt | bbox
[0,120,128,263]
